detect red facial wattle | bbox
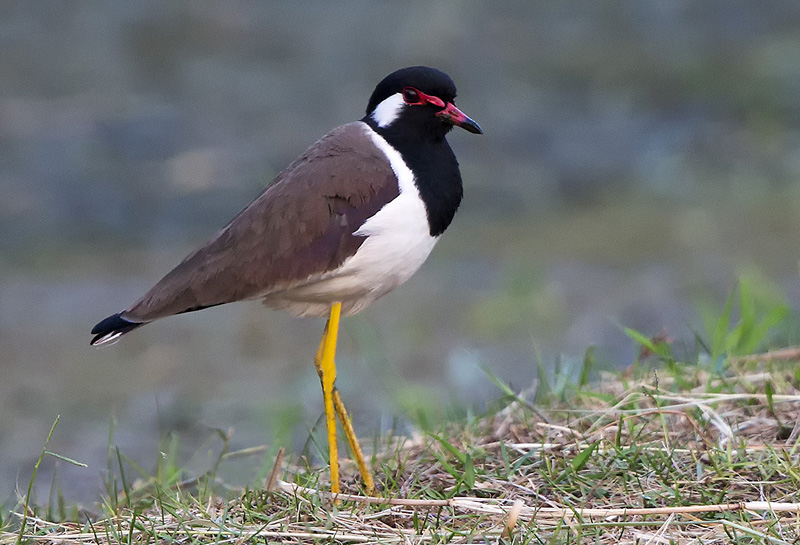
[402,86,482,134]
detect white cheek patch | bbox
[370,93,405,128]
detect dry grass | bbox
[4,348,800,544]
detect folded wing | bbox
[121,122,400,324]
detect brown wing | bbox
[122,122,399,323]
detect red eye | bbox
[402,87,422,105]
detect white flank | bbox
[370,93,404,128]
[344,124,438,290]
[265,122,438,317]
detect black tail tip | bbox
[91,313,142,346]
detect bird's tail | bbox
[90,313,144,346]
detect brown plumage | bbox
[123,122,398,324]
[91,65,482,351]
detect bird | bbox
[91,66,482,494]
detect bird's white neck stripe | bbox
[363,122,416,197]
[370,93,405,128]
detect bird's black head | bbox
[364,66,482,139]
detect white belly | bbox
[262,123,438,317]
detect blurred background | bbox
[2,1,800,507]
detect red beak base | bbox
[436,102,483,134]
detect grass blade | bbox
[16,415,60,545]
[571,441,598,472]
[43,451,88,468]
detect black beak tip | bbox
[463,120,483,135]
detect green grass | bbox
[3,278,800,544]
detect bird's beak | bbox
[437,102,483,134]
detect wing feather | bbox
[123,122,399,323]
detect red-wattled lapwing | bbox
[91,66,481,494]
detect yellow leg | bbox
[331,391,375,494]
[313,304,375,495]
[317,302,341,494]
